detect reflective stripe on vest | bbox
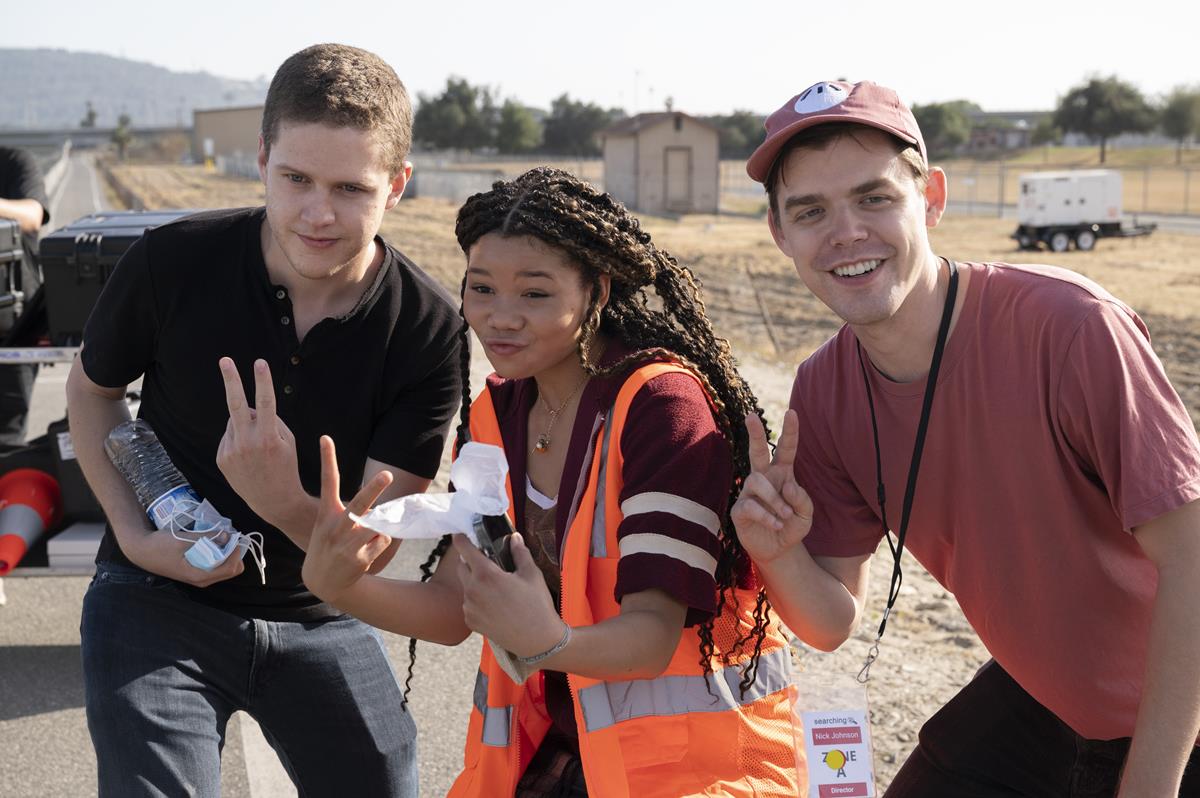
[576,643,792,732]
[589,417,615,558]
[472,671,513,747]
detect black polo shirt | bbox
[81,207,463,620]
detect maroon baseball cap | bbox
[746,80,926,183]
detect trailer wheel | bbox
[1075,230,1096,251]
[1048,231,1071,253]
[1017,232,1036,250]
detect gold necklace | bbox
[533,375,589,454]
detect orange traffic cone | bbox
[0,469,62,575]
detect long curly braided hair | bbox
[407,166,773,696]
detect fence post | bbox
[1185,168,1191,215]
[1142,165,1150,213]
[969,164,978,215]
[997,164,1006,218]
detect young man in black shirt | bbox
[66,44,463,797]
[0,146,51,448]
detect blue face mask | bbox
[184,533,244,570]
[165,499,267,583]
[177,530,267,583]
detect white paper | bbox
[350,442,510,546]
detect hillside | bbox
[0,48,267,129]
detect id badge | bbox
[792,673,876,797]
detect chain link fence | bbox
[942,162,1198,218]
[216,150,1198,226]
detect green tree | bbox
[1161,86,1200,165]
[912,100,977,157]
[111,113,132,160]
[495,100,542,154]
[80,101,97,128]
[703,111,765,159]
[543,94,624,156]
[1053,77,1156,163]
[413,77,497,150]
[1031,116,1062,146]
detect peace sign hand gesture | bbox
[731,410,814,566]
[216,357,305,527]
[301,436,394,604]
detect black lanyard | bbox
[856,259,959,683]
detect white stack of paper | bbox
[47,522,104,570]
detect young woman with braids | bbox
[302,167,802,797]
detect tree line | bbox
[415,76,1200,165]
[413,77,768,158]
[915,77,1200,164]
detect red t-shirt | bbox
[793,261,1200,740]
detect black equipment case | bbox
[38,210,194,345]
[0,217,20,267]
[0,218,22,335]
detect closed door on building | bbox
[664,146,692,211]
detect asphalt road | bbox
[0,152,484,797]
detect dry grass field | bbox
[104,162,1200,788]
[111,159,1193,425]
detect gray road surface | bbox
[45,149,108,233]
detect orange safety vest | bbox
[448,363,804,798]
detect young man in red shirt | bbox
[733,80,1200,797]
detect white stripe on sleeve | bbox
[618,533,718,576]
[620,491,720,536]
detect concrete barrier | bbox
[42,142,71,199]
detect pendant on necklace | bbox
[534,434,551,453]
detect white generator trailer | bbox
[1012,169,1156,252]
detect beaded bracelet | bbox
[516,621,572,666]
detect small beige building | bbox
[192,105,263,162]
[601,112,719,214]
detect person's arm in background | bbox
[0,147,50,233]
[0,197,45,233]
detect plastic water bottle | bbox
[104,419,202,530]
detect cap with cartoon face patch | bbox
[746,80,926,183]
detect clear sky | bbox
[5,0,1197,115]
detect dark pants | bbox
[0,361,35,447]
[81,562,418,798]
[885,660,1200,797]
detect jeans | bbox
[885,660,1200,797]
[81,562,418,798]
